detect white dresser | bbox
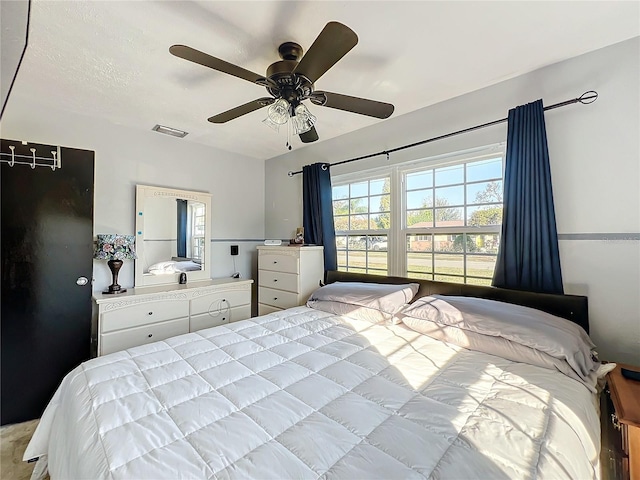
[257,245,324,315]
[93,278,253,356]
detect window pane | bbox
[332,185,348,200]
[406,171,433,190]
[407,252,433,273]
[333,200,349,216]
[435,164,463,186]
[407,189,432,209]
[435,185,464,206]
[435,207,464,227]
[467,234,500,254]
[466,255,497,278]
[350,182,368,197]
[368,251,387,272]
[466,205,502,226]
[407,209,433,228]
[466,277,492,286]
[337,251,347,266]
[407,272,433,280]
[370,178,388,196]
[407,234,432,252]
[348,250,366,269]
[348,267,367,274]
[370,195,390,213]
[335,235,347,249]
[348,235,365,249]
[349,198,368,214]
[334,215,348,230]
[434,274,465,284]
[349,214,368,230]
[369,213,389,230]
[434,254,463,276]
[466,157,502,182]
[433,235,455,252]
[467,180,503,205]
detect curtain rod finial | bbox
[578,91,598,104]
[287,171,294,177]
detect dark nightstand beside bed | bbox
[601,363,640,480]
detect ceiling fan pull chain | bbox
[286,116,292,151]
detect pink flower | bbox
[103,244,114,253]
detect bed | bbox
[24,270,611,479]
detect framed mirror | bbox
[134,185,212,287]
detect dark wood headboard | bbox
[325,270,589,334]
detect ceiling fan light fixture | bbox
[262,116,281,132]
[292,103,317,134]
[267,98,290,125]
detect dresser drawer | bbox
[258,253,299,274]
[258,303,283,316]
[101,300,189,333]
[258,269,299,293]
[190,305,251,332]
[100,317,189,355]
[190,288,251,316]
[258,286,299,309]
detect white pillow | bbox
[147,261,176,274]
[307,281,419,323]
[397,295,603,390]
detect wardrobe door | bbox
[1,140,94,425]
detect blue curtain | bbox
[492,99,564,294]
[176,199,187,258]
[303,163,337,272]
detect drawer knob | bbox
[273,279,278,282]
[611,413,622,431]
[274,297,278,300]
[148,312,153,316]
[222,317,226,321]
[148,334,153,338]
[273,261,278,264]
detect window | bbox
[332,148,504,285]
[332,176,390,275]
[189,203,206,262]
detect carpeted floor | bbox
[0,419,41,480]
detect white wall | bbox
[265,37,640,364]
[0,96,266,295]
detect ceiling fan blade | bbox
[299,126,319,143]
[170,45,268,85]
[293,22,358,83]
[310,91,394,119]
[208,97,274,124]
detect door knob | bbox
[76,276,89,286]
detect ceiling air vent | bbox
[152,124,188,138]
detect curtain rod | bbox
[287,90,598,177]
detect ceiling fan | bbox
[169,21,394,144]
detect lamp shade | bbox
[94,234,137,261]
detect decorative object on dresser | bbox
[94,234,137,294]
[93,278,253,356]
[603,363,640,480]
[257,245,323,315]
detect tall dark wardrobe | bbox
[1,139,95,425]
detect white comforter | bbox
[26,306,601,479]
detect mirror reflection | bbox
[135,185,212,287]
[142,196,206,275]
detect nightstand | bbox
[602,363,640,480]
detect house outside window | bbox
[332,146,504,285]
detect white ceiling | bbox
[10,1,640,160]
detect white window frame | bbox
[332,169,394,275]
[332,144,505,283]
